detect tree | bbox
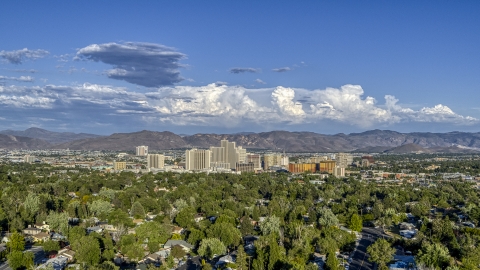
[198,238,226,260]
[348,214,362,232]
[367,239,395,270]
[267,235,282,270]
[135,221,170,252]
[171,245,186,258]
[187,228,205,247]
[46,211,69,234]
[325,251,340,270]
[7,232,25,252]
[76,236,101,266]
[174,206,195,228]
[206,222,242,247]
[43,240,60,253]
[7,251,25,270]
[259,215,280,237]
[417,242,451,269]
[88,200,113,220]
[236,245,249,270]
[318,207,339,228]
[130,201,145,219]
[68,226,86,244]
[23,193,40,222]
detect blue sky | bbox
[1,1,479,135]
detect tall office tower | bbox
[336,153,353,168]
[24,155,35,163]
[185,149,212,170]
[136,145,148,156]
[147,154,165,169]
[280,155,289,166]
[263,153,282,170]
[236,146,247,163]
[210,147,225,164]
[246,154,261,169]
[221,140,238,170]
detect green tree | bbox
[6,251,24,270]
[171,245,186,258]
[23,193,40,222]
[174,206,195,228]
[417,242,451,269]
[206,222,242,247]
[43,240,60,253]
[236,245,249,270]
[318,207,339,228]
[367,239,395,270]
[76,236,101,266]
[135,221,169,252]
[198,238,226,260]
[7,232,25,252]
[348,214,363,232]
[325,251,340,270]
[68,226,86,244]
[259,215,280,237]
[187,228,205,247]
[46,211,69,234]
[130,201,145,219]
[267,235,282,270]
[88,200,113,220]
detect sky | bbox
[0,1,479,135]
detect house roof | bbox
[164,240,193,249]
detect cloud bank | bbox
[76,42,186,87]
[0,48,49,64]
[0,83,476,130]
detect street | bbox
[0,245,45,270]
[348,227,390,270]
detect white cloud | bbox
[0,83,476,128]
[0,48,49,64]
[0,75,34,82]
[255,79,266,84]
[272,67,291,72]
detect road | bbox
[0,245,45,270]
[348,227,390,270]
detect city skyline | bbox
[1,1,479,135]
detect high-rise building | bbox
[136,146,148,156]
[336,153,353,168]
[333,166,345,177]
[221,140,238,170]
[319,160,337,174]
[24,155,35,163]
[246,154,261,170]
[263,154,282,170]
[147,154,165,169]
[185,149,211,170]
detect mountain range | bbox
[1,128,480,153]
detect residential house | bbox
[399,222,416,230]
[172,226,184,235]
[58,248,76,262]
[34,222,51,232]
[163,240,193,252]
[37,256,68,270]
[86,226,103,234]
[215,255,235,267]
[33,232,51,242]
[23,227,42,235]
[51,233,67,241]
[194,213,205,223]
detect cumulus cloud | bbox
[272,67,291,72]
[76,42,186,87]
[229,67,260,74]
[0,75,34,82]
[255,79,266,84]
[0,48,49,64]
[0,83,476,129]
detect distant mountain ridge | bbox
[1,128,480,153]
[0,127,102,144]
